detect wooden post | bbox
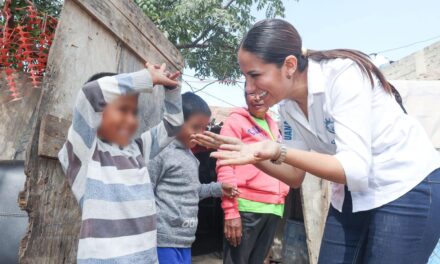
[0,71,42,161]
[301,174,331,264]
[18,0,183,262]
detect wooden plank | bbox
[108,0,182,68]
[0,71,42,161]
[19,0,182,261]
[73,0,184,71]
[301,174,331,264]
[38,114,70,159]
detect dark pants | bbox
[318,168,440,264]
[223,212,280,264]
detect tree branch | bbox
[175,0,236,50]
[223,0,236,9]
[176,43,209,49]
[177,26,213,50]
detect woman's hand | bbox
[224,217,242,247]
[221,183,240,198]
[191,131,242,149]
[145,62,180,88]
[191,131,281,165]
[215,141,281,166]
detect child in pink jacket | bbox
[217,91,290,264]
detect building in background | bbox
[382,41,440,80]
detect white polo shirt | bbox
[279,58,440,212]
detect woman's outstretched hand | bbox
[213,140,281,166]
[190,131,242,149]
[191,131,281,166]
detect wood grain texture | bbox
[38,115,70,159]
[301,174,331,264]
[73,0,183,71]
[107,0,182,69]
[18,0,183,262]
[0,71,42,161]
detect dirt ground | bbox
[192,252,223,264]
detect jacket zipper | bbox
[248,115,282,196]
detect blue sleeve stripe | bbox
[72,108,96,149]
[82,178,154,202]
[77,248,157,264]
[115,74,134,94]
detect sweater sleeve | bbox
[147,152,166,192]
[58,69,154,202]
[138,86,183,162]
[198,182,223,200]
[216,116,241,220]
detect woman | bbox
[218,89,289,264]
[192,19,440,264]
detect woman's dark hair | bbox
[240,19,392,93]
[182,92,211,121]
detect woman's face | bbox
[238,49,291,108]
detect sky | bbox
[181,0,440,108]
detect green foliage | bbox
[28,0,63,16]
[1,0,291,80]
[135,0,291,80]
[0,0,62,22]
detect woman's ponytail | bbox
[241,19,392,93]
[307,49,392,92]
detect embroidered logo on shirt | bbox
[247,126,262,136]
[283,121,293,140]
[324,118,335,134]
[324,118,336,144]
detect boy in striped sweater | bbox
[58,62,183,264]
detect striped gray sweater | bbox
[58,69,183,264]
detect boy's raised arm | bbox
[139,85,183,161]
[58,69,154,202]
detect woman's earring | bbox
[287,74,292,79]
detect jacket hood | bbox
[229,107,273,121]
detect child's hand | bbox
[145,62,180,88]
[221,183,240,198]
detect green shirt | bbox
[236,116,284,217]
[253,116,275,140]
[238,198,284,217]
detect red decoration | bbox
[0,0,58,101]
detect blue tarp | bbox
[0,161,28,264]
[429,240,440,264]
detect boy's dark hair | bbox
[182,92,211,121]
[85,72,117,84]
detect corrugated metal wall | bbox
[0,161,28,263]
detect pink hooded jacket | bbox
[217,108,290,220]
